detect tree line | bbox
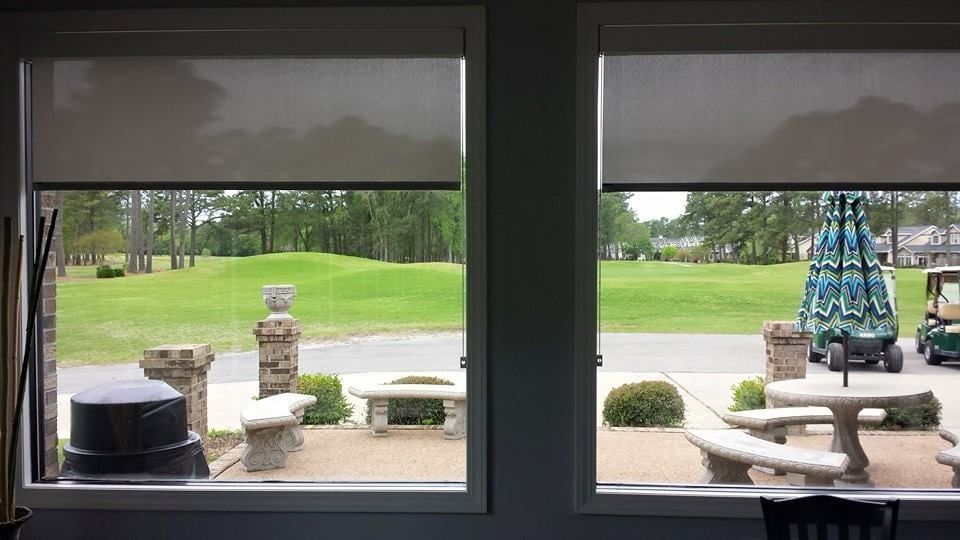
[57,189,464,274]
[599,191,960,265]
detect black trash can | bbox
[62,379,209,479]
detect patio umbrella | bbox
[796,191,896,387]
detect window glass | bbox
[597,189,956,489]
[32,54,469,485]
[596,50,960,490]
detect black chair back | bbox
[761,495,899,540]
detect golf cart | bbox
[917,266,960,365]
[807,266,903,373]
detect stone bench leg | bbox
[699,451,753,485]
[749,427,787,476]
[371,398,389,437]
[280,425,305,452]
[950,466,960,489]
[443,399,466,440]
[786,472,836,487]
[242,426,288,471]
[280,408,307,452]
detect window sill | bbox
[580,483,960,521]
[19,479,482,513]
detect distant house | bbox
[873,225,960,268]
[651,235,703,250]
[795,225,960,268]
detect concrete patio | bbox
[207,427,956,489]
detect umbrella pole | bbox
[843,335,849,387]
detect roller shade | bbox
[32,57,462,189]
[601,52,960,189]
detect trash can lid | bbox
[72,379,182,405]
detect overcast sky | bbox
[628,192,688,222]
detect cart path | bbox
[56,332,952,394]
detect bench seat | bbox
[723,407,886,441]
[685,429,848,486]
[240,393,317,472]
[348,384,466,439]
[938,426,960,488]
[722,407,885,477]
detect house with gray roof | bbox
[794,224,960,267]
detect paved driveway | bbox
[58,332,960,393]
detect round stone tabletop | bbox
[766,378,934,409]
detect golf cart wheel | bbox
[924,339,943,366]
[916,330,926,354]
[826,342,845,372]
[807,340,823,363]
[884,344,903,373]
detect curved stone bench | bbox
[685,429,848,486]
[937,426,960,488]
[348,384,466,439]
[240,393,317,472]
[722,407,886,476]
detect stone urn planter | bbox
[262,285,296,319]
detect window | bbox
[951,233,960,245]
[14,7,486,513]
[577,6,960,517]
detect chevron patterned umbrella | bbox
[796,191,896,386]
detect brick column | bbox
[253,319,300,398]
[40,192,59,478]
[140,344,215,441]
[763,321,810,415]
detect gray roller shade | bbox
[31,57,462,189]
[601,52,960,189]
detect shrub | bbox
[365,375,454,426]
[201,248,212,257]
[602,381,685,427]
[729,376,765,412]
[297,373,353,425]
[95,265,115,279]
[878,398,942,431]
[113,267,125,278]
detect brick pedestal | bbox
[40,192,59,478]
[140,344,215,441]
[763,321,810,434]
[253,319,301,398]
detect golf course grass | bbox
[58,253,463,365]
[57,256,926,366]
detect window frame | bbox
[575,1,960,521]
[8,6,487,514]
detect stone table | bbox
[765,378,934,487]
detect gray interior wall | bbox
[2,1,960,539]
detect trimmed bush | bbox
[297,373,353,425]
[729,376,765,412]
[365,375,454,426]
[95,265,115,279]
[113,267,125,278]
[602,381,685,427]
[878,398,942,431]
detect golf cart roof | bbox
[936,266,960,274]
[880,266,895,273]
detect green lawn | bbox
[599,261,925,335]
[58,253,463,365]
[63,254,232,279]
[56,256,926,366]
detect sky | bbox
[627,192,688,222]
